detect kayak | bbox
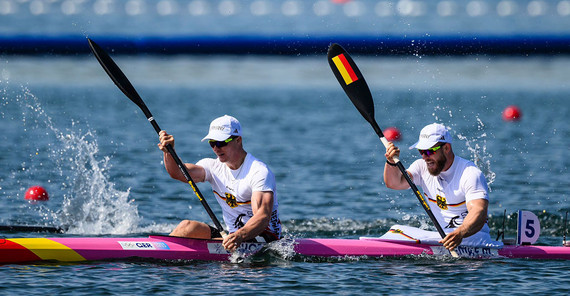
[1,235,569,264]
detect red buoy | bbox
[502,105,522,121]
[384,127,401,141]
[25,186,49,201]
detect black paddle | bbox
[87,38,227,237]
[0,225,65,233]
[327,43,458,257]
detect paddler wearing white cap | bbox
[383,123,501,251]
[158,115,281,252]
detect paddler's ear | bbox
[234,136,243,147]
[443,143,452,154]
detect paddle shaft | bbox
[0,225,64,233]
[145,111,227,235]
[327,44,457,256]
[87,38,226,236]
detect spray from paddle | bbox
[0,83,140,234]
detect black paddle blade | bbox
[87,38,151,118]
[327,44,377,127]
[87,38,225,235]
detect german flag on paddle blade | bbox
[327,43,364,86]
[327,43,377,130]
[331,53,359,85]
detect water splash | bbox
[57,130,140,234]
[456,117,496,189]
[1,83,140,234]
[431,102,496,189]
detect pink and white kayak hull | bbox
[1,235,569,264]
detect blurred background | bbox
[1,0,570,54]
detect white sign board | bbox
[517,210,541,245]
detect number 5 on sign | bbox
[517,210,541,245]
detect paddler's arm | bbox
[440,198,489,251]
[158,130,205,183]
[383,142,412,190]
[222,191,273,251]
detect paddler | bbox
[158,115,281,251]
[383,123,501,251]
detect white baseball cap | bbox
[201,115,242,142]
[409,123,452,150]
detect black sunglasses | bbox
[208,136,237,148]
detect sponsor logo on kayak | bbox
[118,241,170,250]
[153,242,170,250]
[430,246,499,258]
[207,242,264,255]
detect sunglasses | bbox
[208,136,236,148]
[418,144,444,156]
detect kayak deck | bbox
[1,235,569,264]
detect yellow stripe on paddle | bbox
[332,53,358,85]
[10,238,86,262]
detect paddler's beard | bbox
[428,154,447,176]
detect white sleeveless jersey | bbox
[408,156,489,231]
[197,153,281,238]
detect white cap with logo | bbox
[408,123,452,150]
[201,115,242,142]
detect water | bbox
[1,54,569,295]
